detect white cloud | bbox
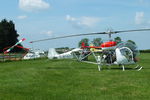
[66,15,101,28]
[139,0,148,5]
[66,15,76,21]
[41,30,53,36]
[19,0,50,12]
[79,16,100,27]
[139,0,144,3]
[17,15,28,19]
[138,0,150,7]
[46,31,53,36]
[135,12,145,25]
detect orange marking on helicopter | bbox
[81,41,117,49]
[100,41,117,48]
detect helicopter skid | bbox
[134,65,143,71]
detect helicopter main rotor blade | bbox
[30,28,150,43]
[114,28,150,33]
[30,32,107,43]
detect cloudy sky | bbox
[0,0,150,50]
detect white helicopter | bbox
[73,40,141,71]
[30,29,150,71]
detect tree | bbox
[78,38,89,47]
[92,38,103,46]
[127,40,136,45]
[114,37,122,43]
[0,19,24,53]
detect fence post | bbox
[3,53,5,62]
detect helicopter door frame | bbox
[119,47,135,64]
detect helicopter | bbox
[74,40,141,71]
[30,28,150,71]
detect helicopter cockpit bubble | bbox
[116,41,140,62]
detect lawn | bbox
[0,53,150,100]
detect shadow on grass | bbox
[45,67,95,70]
[45,65,149,71]
[109,67,150,71]
[45,67,139,71]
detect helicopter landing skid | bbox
[134,65,143,71]
[120,64,143,71]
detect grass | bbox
[0,53,150,100]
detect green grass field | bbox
[0,53,150,100]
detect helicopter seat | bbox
[115,47,136,65]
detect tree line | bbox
[78,37,136,47]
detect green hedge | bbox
[140,50,150,53]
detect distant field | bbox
[0,53,150,100]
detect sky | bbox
[1,0,150,50]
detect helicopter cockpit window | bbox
[116,41,139,57]
[119,47,133,62]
